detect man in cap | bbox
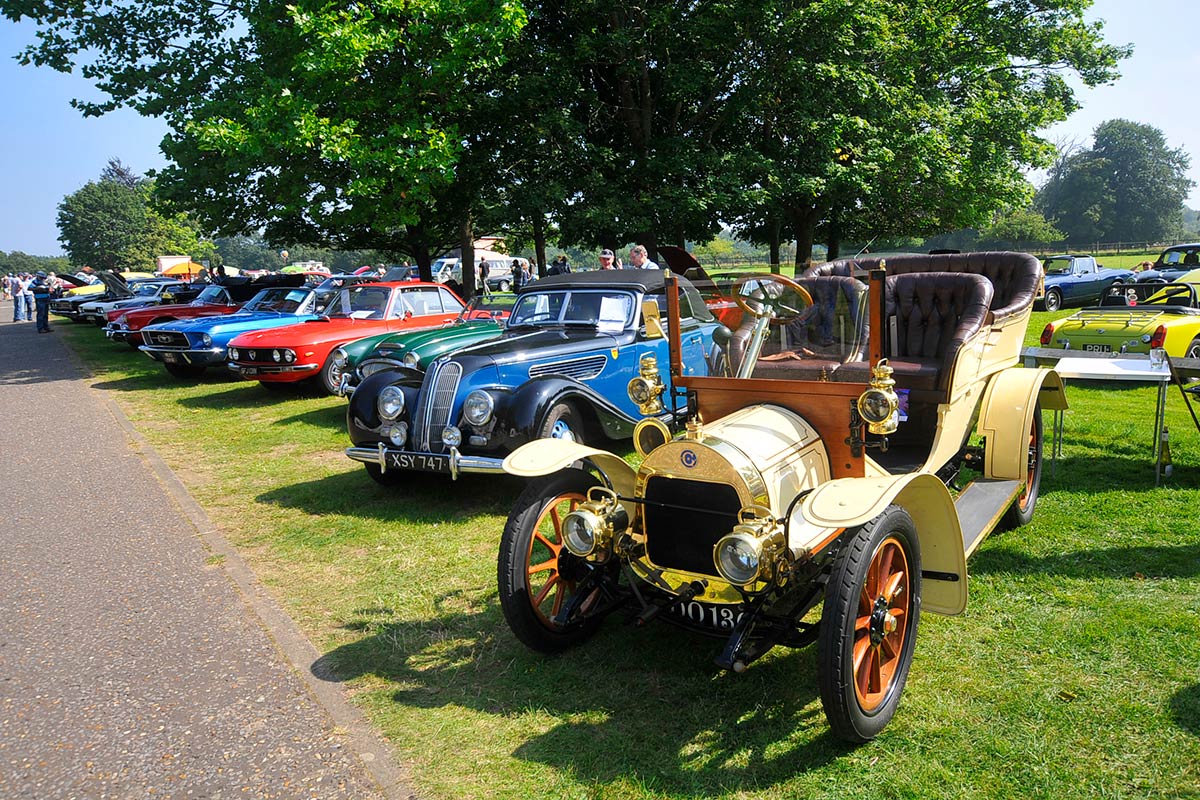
[598,249,617,270]
[30,271,53,332]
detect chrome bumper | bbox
[227,362,319,375]
[140,345,226,363]
[345,443,504,480]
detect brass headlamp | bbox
[627,353,666,416]
[560,487,629,559]
[713,506,787,587]
[857,359,900,435]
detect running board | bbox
[955,479,1022,557]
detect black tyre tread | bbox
[537,401,587,446]
[817,505,921,743]
[319,354,341,395]
[498,469,602,653]
[1044,289,1062,311]
[1001,402,1043,530]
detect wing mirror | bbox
[642,300,664,339]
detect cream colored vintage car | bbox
[496,251,1066,743]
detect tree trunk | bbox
[788,205,819,272]
[768,215,782,272]
[459,217,475,302]
[532,214,547,277]
[826,212,841,262]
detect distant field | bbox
[59,315,1199,800]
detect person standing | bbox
[510,259,524,292]
[478,257,492,297]
[22,273,35,318]
[12,273,29,322]
[30,271,53,332]
[2,272,11,301]
[628,245,660,270]
[548,255,571,276]
[598,249,617,270]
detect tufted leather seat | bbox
[835,272,993,394]
[802,251,1039,323]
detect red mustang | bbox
[227,281,465,393]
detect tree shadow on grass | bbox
[1040,452,1200,494]
[313,596,848,795]
[1170,684,1200,737]
[971,542,1200,580]
[256,469,524,524]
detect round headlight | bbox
[628,376,653,404]
[229,347,239,360]
[462,390,495,426]
[361,361,386,378]
[441,425,462,448]
[332,348,348,368]
[388,422,408,447]
[402,351,421,368]
[284,349,296,363]
[857,388,897,425]
[562,509,602,556]
[377,385,405,420]
[715,533,762,586]
[201,333,213,347]
[271,349,282,362]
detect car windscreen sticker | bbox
[598,296,628,332]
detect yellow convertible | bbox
[1039,268,1200,359]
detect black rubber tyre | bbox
[537,401,586,444]
[498,469,604,653]
[1043,288,1062,312]
[1186,338,1200,360]
[163,361,206,379]
[498,280,511,292]
[818,505,921,743]
[364,462,406,487]
[1002,402,1044,530]
[318,353,344,395]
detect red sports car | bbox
[226,281,465,393]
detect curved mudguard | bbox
[977,367,1067,482]
[802,472,968,616]
[503,438,638,497]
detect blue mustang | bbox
[139,285,330,379]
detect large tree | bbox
[1038,119,1193,244]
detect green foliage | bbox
[1037,120,1194,244]
[0,251,71,273]
[56,165,210,271]
[978,205,1066,249]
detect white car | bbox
[78,278,187,325]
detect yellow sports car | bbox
[65,271,155,297]
[1039,268,1200,359]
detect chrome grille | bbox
[141,330,190,349]
[528,354,607,381]
[415,361,462,453]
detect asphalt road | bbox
[0,302,407,798]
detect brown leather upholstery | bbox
[835,272,993,395]
[803,251,1039,323]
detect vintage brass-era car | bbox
[497,252,1065,742]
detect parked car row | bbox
[71,251,1061,744]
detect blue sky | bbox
[1,0,1197,257]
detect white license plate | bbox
[670,600,746,631]
[242,366,258,375]
[1082,344,1111,352]
[388,451,451,473]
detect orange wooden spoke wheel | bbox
[498,469,606,653]
[853,536,910,712]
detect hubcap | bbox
[550,419,576,441]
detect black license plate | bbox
[162,352,179,363]
[387,451,451,473]
[669,600,746,631]
[1082,344,1111,352]
[241,366,258,375]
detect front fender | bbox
[977,367,1067,481]
[802,473,967,616]
[503,439,637,497]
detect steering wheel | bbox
[733,275,815,324]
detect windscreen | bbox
[243,288,311,313]
[508,290,635,330]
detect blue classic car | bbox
[139,285,330,378]
[1036,254,1133,311]
[344,270,729,483]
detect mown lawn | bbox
[60,310,1199,800]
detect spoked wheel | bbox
[1043,288,1062,312]
[818,505,921,743]
[318,354,345,395]
[1002,402,1044,530]
[498,469,606,652]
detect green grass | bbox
[60,318,1200,800]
